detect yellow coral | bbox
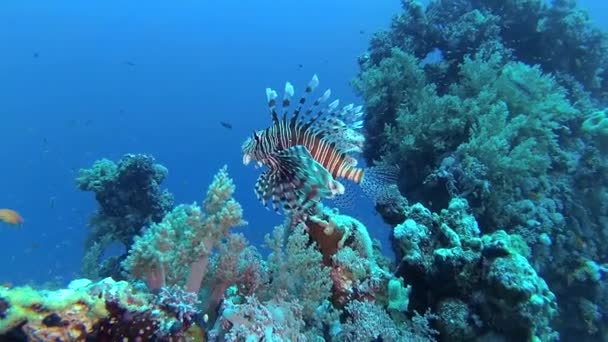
[0,284,107,338]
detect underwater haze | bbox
[1,0,608,341]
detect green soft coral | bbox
[453,48,580,230]
[122,166,246,292]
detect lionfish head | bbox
[242,131,263,167]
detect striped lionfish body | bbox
[242,74,393,214]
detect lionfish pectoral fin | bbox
[276,145,337,200]
[254,171,274,209]
[254,164,310,214]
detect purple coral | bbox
[156,285,201,323]
[211,295,305,341]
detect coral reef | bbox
[203,203,439,341]
[12,3,606,340]
[0,278,202,341]
[393,199,557,341]
[355,0,608,338]
[77,154,174,280]
[392,198,557,340]
[362,0,608,99]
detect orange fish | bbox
[0,209,24,226]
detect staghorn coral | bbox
[122,165,246,295]
[77,153,174,280]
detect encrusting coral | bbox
[0,278,204,341]
[392,198,558,341]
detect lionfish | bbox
[242,74,397,215]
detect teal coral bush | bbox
[356,0,608,339]
[391,199,558,340]
[369,0,608,99]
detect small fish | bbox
[124,61,136,66]
[220,121,233,129]
[0,209,24,226]
[33,52,39,58]
[359,30,365,35]
[298,63,303,68]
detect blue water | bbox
[1,0,606,286]
[0,0,400,285]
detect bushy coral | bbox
[210,295,306,341]
[356,1,608,338]
[264,222,333,318]
[340,300,437,342]
[122,165,246,294]
[77,154,174,280]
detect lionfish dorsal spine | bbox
[266,88,279,123]
[290,74,320,127]
[282,82,295,120]
[299,98,339,133]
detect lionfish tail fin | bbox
[360,165,400,203]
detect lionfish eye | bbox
[253,131,260,142]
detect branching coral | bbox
[264,222,333,318]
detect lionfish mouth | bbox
[243,154,264,168]
[243,154,252,165]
